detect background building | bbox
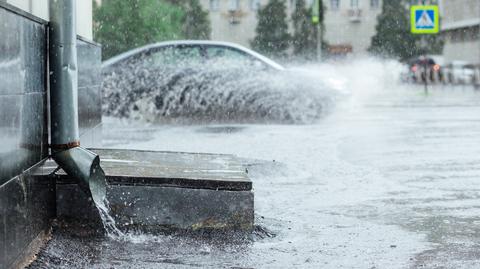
[323,0,382,56]
[200,0,382,56]
[440,0,480,65]
[199,0,295,48]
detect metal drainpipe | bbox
[49,0,106,205]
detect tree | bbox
[251,0,291,58]
[368,0,419,61]
[417,33,444,56]
[93,0,211,60]
[93,0,185,59]
[182,0,211,39]
[291,0,325,60]
[368,0,443,61]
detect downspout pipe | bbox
[49,0,106,205]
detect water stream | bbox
[95,199,125,239]
[89,165,125,239]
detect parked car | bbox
[102,40,285,72]
[444,61,476,84]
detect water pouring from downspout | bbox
[49,0,122,237]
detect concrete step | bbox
[49,148,254,233]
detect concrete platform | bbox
[49,148,254,233]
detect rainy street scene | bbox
[1,0,480,268]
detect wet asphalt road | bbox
[31,62,480,268]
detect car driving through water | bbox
[101,40,332,124]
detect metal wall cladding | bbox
[0,4,54,269]
[0,6,48,186]
[0,14,103,185]
[78,39,102,147]
[0,163,55,268]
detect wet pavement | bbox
[31,61,480,268]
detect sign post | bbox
[410,4,439,94]
[312,0,321,61]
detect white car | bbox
[102,40,285,71]
[444,61,475,84]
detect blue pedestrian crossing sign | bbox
[411,5,439,34]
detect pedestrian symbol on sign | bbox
[416,10,434,29]
[411,5,439,34]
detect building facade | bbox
[199,0,295,48]
[323,0,382,56]
[440,0,480,65]
[199,0,382,56]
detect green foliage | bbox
[93,0,211,60]
[251,0,291,58]
[182,0,211,39]
[368,0,418,60]
[291,0,325,60]
[419,34,444,55]
[368,0,443,61]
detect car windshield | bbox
[205,46,265,68]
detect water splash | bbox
[95,198,125,239]
[102,61,339,124]
[87,160,125,239]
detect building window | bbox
[330,0,340,10]
[229,0,240,11]
[370,0,379,8]
[209,0,219,11]
[350,0,359,8]
[250,0,261,10]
